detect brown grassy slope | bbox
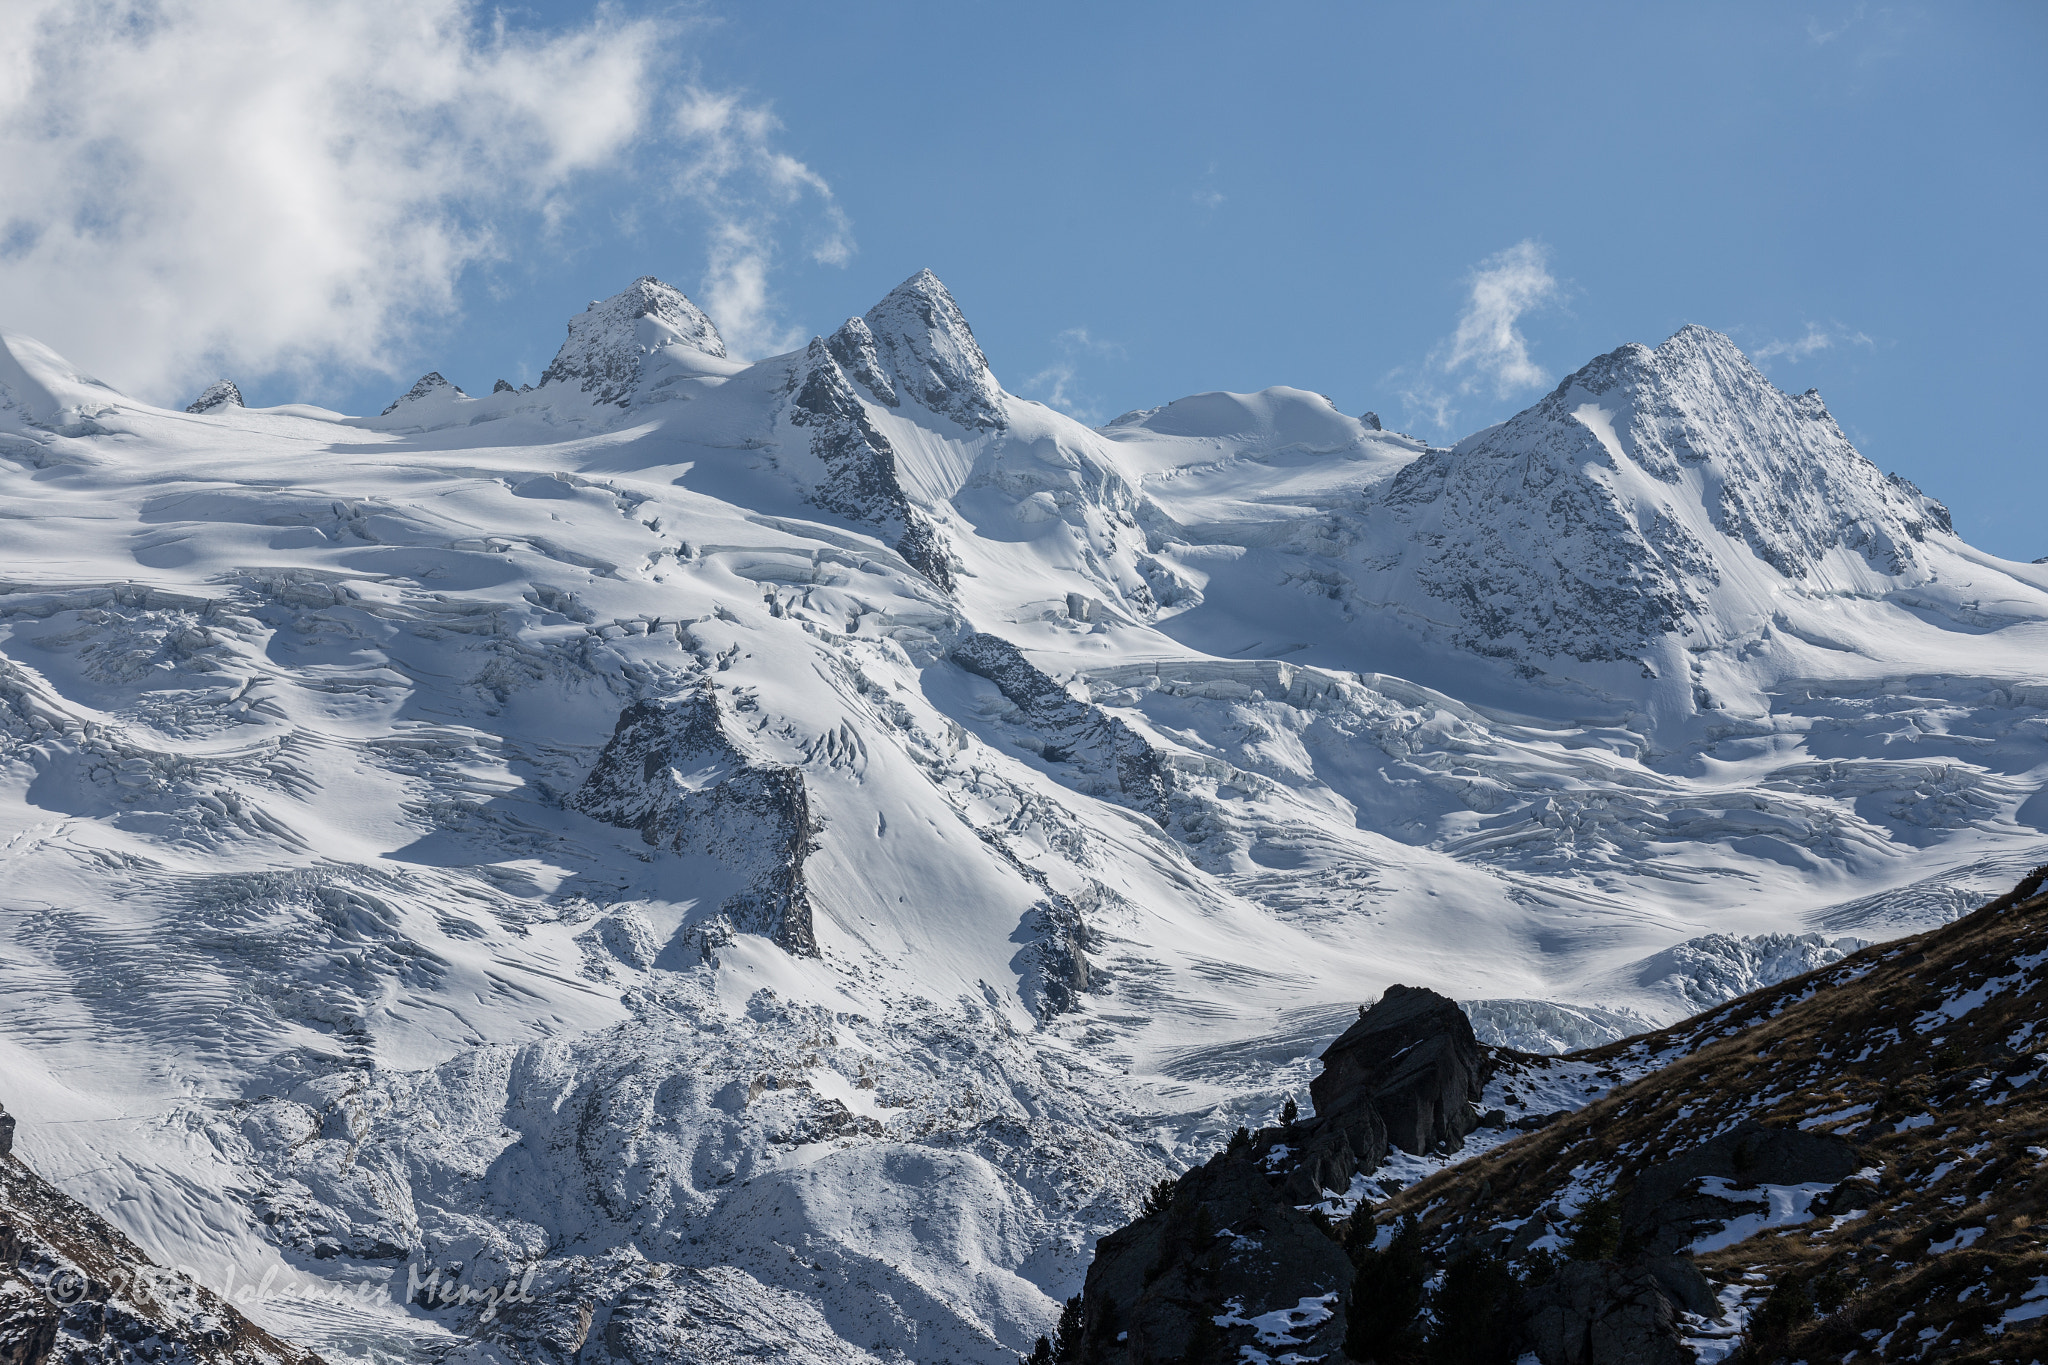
[1374,871,2048,1363]
[0,1143,327,1365]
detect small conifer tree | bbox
[1052,1295,1085,1365]
[1280,1096,1299,1126]
[1020,1335,1054,1365]
[1423,1251,1522,1364]
[1564,1195,1622,1262]
[1343,1217,1427,1362]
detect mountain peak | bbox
[183,379,243,414]
[852,269,1003,430]
[379,371,465,417]
[538,276,726,407]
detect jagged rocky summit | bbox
[378,370,465,417]
[539,274,726,405]
[1370,324,1957,674]
[183,379,243,414]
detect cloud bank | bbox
[0,1,852,402]
[1396,240,1563,433]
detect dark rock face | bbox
[0,1103,12,1158]
[786,338,953,591]
[379,372,466,417]
[1622,1120,1862,1255]
[1014,897,1091,1016]
[183,379,243,414]
[1524,1260,1694,1365]
[1274,1107,1388,1206]
[1311,985,1491,1155]
[492,378,516,394]
[569,689,817,955]
[950,633,1172,824]
[1079,1154,1352,1364]
[824,315,899,408]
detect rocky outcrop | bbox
[569,688,817,955]
[950,633,1172,824]
[843,269,1004,431]
[1078,1152,1352,1364]
[539,276,725,407]
[183,379,243,414]
[1312,984,1491,1155]
[1621,1121,1861,1256]
[1523,1260,1695,1365]
[379,371,465,417]
[785,338,953,590]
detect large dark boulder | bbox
[1524,1260,1693,1365]
[1080,1154,1352,1363]
[1310,985,1490,1155]
[1621,1120,1862,1255]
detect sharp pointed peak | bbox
[540,274,727,405]
[379,371,465,417]
[857,268,1001,430]
[184,379,243,414]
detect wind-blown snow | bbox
[0,272,2045,1363]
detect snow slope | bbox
[0,272,2043,1362]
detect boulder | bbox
[1310,985,1490,1154]
[1621,1120,1862,1255]
[1524,1260,1693,1365]
[1080,1154,1351,1363]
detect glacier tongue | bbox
[0,280,2044,1365]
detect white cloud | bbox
[1394,239,1563,433]
[1442,240,1563,398]
[1025,328,1123,424]
[0,0,672,402]
[0,1,855,401]
[671,86,854,359]
[1751,322,1875,365]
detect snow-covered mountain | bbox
[0,271,2043,1363]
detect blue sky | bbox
[7,1,2043,557]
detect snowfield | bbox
[0,271,2044,1362]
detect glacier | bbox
[0,271,2044,1362]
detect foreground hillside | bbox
[1069,866,2048,1363]
[0,1103,329,1365]
[0,270,2044,1361]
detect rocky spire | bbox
[184,379,243,414]
[843,269,1004,431]
[538,276,726,407]
[379,372,465,417]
